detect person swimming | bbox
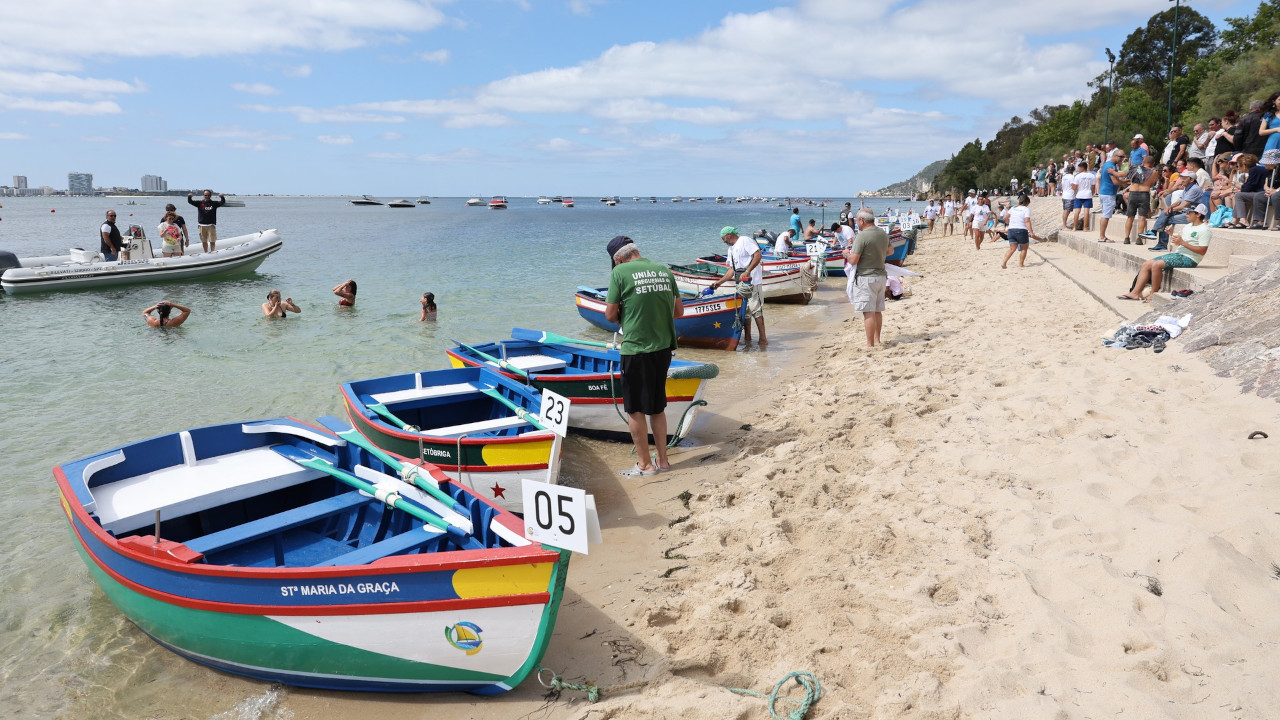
[419,292,437,321]
[143,301,190,328]
[333,279,357,307]
[262,289,301,318]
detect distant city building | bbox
[68,172,94,196]
[13,175,27,189]
[141,174,167,192]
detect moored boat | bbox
[351,195,384,206]
[1,229,283,294]
[668,262,813,304]
[340,367,554,511]
[466,196,485,207]
[54,417,568,693]
[561,197,574,207]
[574,287,742,351]
[446,331,718,442]
[488,196,508,210]
[387,200,415,208]
[536,196,552,205]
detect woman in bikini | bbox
[333,279,357,307]
[262,289,301,318]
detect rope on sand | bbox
[725,671,822,720]
[536,666,649,702]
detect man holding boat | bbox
[709,227,767,348]
[604,235,684,477]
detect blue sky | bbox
[0,0,1263,196]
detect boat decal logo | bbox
[445,622,484,655]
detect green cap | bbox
[720,226,738,237]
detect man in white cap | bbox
[1118,204,1211,301]
[962,190,977,239]
[1130,135,1147,167]
[707,227,767,347]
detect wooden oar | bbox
[450,338,530,378]
[314,415,460,513]
[473,384,550,432]
[511,327,619,350]
[366,401,418,431]
[272,444,468,542]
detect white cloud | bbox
[367,152,408,159]
[441,113,511,129]
[228,142,270,151]
[160,139,209,148]
[318,134,355,145]
[242,104,406,124]
[0,132,31,140]
[378,131,403,141]
[0,94,120,115]
[567,0,604,16]
[284,64,312,78]
[79,135,114,142]
[232,82,280,95]
[536,137,575,152]
[417,49,449,64]
[0,70,144,97]
[189,125,291,141]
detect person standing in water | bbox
[333,280,357,307]
[143,301,191,328]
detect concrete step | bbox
[1229,254,1264,271]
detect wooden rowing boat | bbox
[53,417,568,693]
[573,286,741,351]
[668,262,813,304]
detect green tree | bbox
[937,140,983,193]
[1188,40,1280,120]
[1114,6,1218,118]
[1021,103,1082,162]
[1217,0,1280,64]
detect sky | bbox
[0,0,1265,196]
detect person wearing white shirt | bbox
[708,227,766,347]
[963,191,978,239]
[942,195,957,236]
[970,197,992,249]
[1059,166,1077,228]
[1070,163,1095,231]
[773,229,794,257]
[1001,194,1042,269]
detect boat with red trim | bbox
[54,416,568,693]
[668,261,813,304]
[573,286,741,351]
[340,366,553,512]
[445,331,718,442]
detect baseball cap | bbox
[720,226,738,237]
[1133,134,1143,140]
[967,189,976,194]
[1191,203,1209,216]
[605,235,632,266]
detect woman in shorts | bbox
[1001,195,1041,269]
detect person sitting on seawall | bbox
[157,211,185,257]
[420,292,437,321]
[143,301,191,328]
[262,289,301,318]
[1118,204,1211,303]
[333,279,357,307]
[1229,152,1270,229]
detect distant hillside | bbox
[861,159,947,198]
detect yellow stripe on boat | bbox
[665,378,702,397]
[480,438,553,467]
[452,562,553,599]
[448,356,466,369]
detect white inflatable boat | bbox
[0,228,283,294]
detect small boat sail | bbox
[446,330,718,442]
[54,416,569,693]
[340,366,555,511]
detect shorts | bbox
[736,281,763,319]
[198,225,218,246]
[1073,198,1093,209]
[847,275,887,312]
[103,252,119,262]
[620,350,672,415]
[162,241,181,254]
[1007,228,1029,245]
[1125,192,1150,218]
[1155,253,1198,269]
[1062,199,1074,211]
[1100,194,1116,218]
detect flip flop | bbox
[1116,295,1141,301]
[1097,238,1114,243]
[619,463,657,477]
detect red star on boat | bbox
[490,483,506,499]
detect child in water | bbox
[419,292,437,321]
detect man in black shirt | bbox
[1234,100,1266,158]
[187,189,227,252]
[99,210,123,261]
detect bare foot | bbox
[1001,263,1007,269]
[757,339,768,348]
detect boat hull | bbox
[669,262,812,304]
[2,230,282,294]
[574,288,740,351]
[53,418,568,693]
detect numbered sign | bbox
[522,479,597,554]
[539,388,570,437]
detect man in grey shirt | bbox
[843,209,890,348]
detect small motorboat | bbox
[649,197,657,204]
[551,196,563,203]
[536,196,552,205]
[54,416,568,693]
[668,262,813,304]
[574,287,742,351]
[387,200,415,208]
[340,366,554,511]
[446,330,718,442]
[465,196,485,207]
[417,198,431,205]
[350,195,384,206]
[1,228,283,294]
[561,197,574,207]
[671,197,683,202]
[604,199,617,206]
[488,196,508,210]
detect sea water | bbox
[0,195,920,718]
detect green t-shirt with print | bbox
[605,258,678,355]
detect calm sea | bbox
[0,194,921,718]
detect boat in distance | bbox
[0,229,283,294]
[488,196,508,210]
[387,200,415,208]
[466,196,485,207]
[351,195,384,206]
[54,416,569,693]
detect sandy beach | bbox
[194,203,1280,720]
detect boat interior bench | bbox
[314,524,445,567]
[184,490,376,561]
[485,354,568,373]
[420,415,530,438]
[371,382,480,405]
[90,436,326,535]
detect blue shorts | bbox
[1155,253,1197,269]
[1007,229,1029,245]
[1073,198,1094,209]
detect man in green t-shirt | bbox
[604,236,684,476]
[843,209,890,347]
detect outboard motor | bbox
[0,250,20,273]
[120,225,154,260]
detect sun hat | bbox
[720,226,738,237]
